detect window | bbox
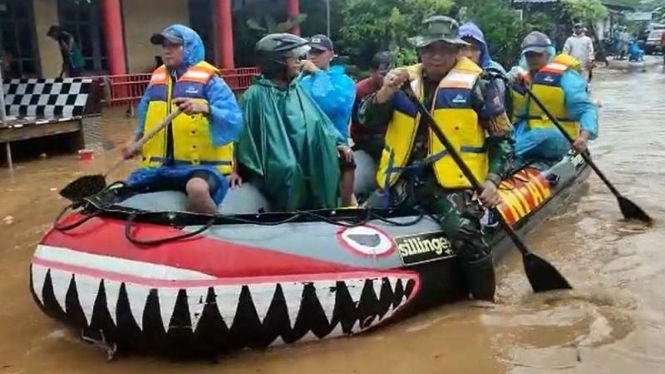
[57,0,107,73]
[0,0,40,77]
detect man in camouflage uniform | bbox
[358,16,513,301]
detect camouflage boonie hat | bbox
[408,15,469,49]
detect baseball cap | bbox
[150,26,184,45]
[521,31,553,54]
[309,34,334,51]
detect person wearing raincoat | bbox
[299,34,357,206]
[123,25,243,213]
[509,31,598,168]
[234,33,348,212]
[459,22,512,126]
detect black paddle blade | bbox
[618,195,653,225]
[523,252,572,293]
[59,175,107,202]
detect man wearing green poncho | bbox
[234,34,353,211]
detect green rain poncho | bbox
[236,77,343,211]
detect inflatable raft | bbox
[30,153,589,357]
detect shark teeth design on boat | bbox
[247,283,276,322]
[32,267,417,346]
[314,280,337,324]
[74,274,100,325]
[158,288,180,332]
[50,268,72,312]
[280,282,304,328]
[123,283,151,330]
[30,264,49,305]
[103,280,122,325]
[185,287,209,332]
[213,284,243,329]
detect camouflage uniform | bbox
[358,16,513,301]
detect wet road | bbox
[1,65,664,374]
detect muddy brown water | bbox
[1,66,664,374]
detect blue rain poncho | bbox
[299,65,356,142]
[127,25,243,204]
[459,22,509,118]
[509,46,598,164]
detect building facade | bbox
[1,0,300,79]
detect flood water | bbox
[1,64,664,374]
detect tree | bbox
[338,0,454,67]
[561,0,608,24]
[453,0,529,67]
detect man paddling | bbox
[358,16,514,302]
[123,25,242,213]
[509,31,598,169]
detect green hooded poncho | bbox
[236,77,343,211]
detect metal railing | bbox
[91,67,259,107]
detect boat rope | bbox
[124,213,217,246]
[52,184,430,246]
[53,201,102,231]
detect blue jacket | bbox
[299,65,356,142]
[510,47,599,161]
[127,25,243,204]
[459,22,509,119]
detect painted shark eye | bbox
[337,226,395,257]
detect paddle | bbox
[400,84,572,293]
[60,109,183,202]
[519,84,652,225]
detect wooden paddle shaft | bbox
[104,109,183,177]
[520,87,623,197]
[401,84,534,258]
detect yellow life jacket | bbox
[553,54,582,74]
[510,56,580,139]
[140,61,234,175]
[510,70,530,123]
[377,57,487,190]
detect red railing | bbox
[93,67,259,107]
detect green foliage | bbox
[562,0,608,24]
[454,0,527,68]
[391,46,419,66]
[300,0,347,42]
[339,0,454,68]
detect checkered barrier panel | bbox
[2,78,94,119]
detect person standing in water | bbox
[563,23,595,82]
[47,26,85,78]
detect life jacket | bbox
[553,54,582,73]
[510,56,580,139]
[140,61,234,174]
[376,57,487,190]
